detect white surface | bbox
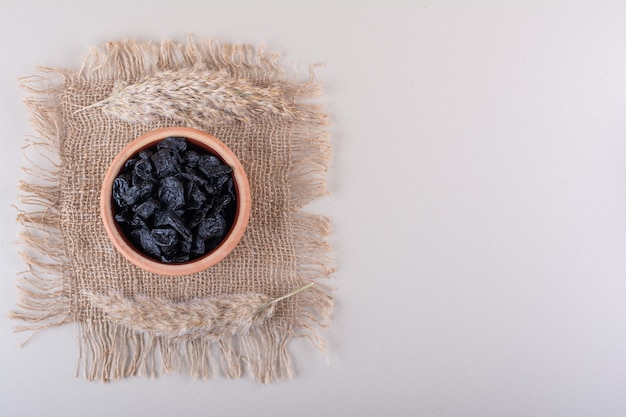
[2,1,626,416]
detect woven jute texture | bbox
[13,39,333,382]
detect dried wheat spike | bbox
[85,291,275,339]
[77,68,297,124]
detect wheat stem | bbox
[256,282,315,313]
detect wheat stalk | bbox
[74,68,296,124]
[85,282,315,339]
[85,291,275,338]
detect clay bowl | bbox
[100,127,251,276]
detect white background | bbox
[2,1,626,416]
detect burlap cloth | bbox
[13,39,333,382]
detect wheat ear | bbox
[85,283,315,339]
[73,68,297,124]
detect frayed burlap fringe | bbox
[13,82,71,336]
[13,38,333,382]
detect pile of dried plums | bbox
[112,137,237,263]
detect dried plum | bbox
[154,210,193,242]
[130,214,148,229]
[199,154,221,167]
[216,173,230,190]
[186,182,207,210]
[212,195,232,215]
[112,176,132,207]
[184,150,200,168]
[138,149,153,160]
[151,148,181,178]
[132,159,154,184]
[179,237,192,257]
[157,136,187,153]
[188,206,210,228]
[114,211,130,224]
[198,155,232,178]
[158,176,185,209]
[111,136,237,264]
[135,181,155,201]
[226,177,236,200]
[191,235,206,257]
[151,227,179,247]
[133,198,160,219]
[130,228,161,258]
[124,158,138,173]
[197,215,227,240]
